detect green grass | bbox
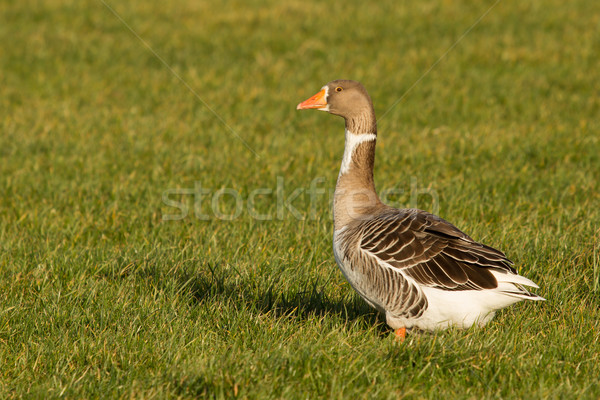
[1,0,599,398]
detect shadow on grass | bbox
[136,261,389,336]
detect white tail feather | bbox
[491,270,539,288]
[491,270,546,301]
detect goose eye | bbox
[335,87,343,92]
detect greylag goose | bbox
[297,80,544,340]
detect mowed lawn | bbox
[1,0,599,398]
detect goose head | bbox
[296,80,374,122]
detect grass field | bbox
[1,0,600,398]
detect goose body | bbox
[297,80,544,336]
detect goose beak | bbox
[297,89,328,110]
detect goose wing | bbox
[357,208,515,291]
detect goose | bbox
[296,80,544,340]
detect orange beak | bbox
[296,89,327,110]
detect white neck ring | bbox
[339,129,376,176]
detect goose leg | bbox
[394,327,406,342]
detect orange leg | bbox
[394,327,406,342]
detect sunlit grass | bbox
[1,0,599,398]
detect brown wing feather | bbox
[358,208,514,291]
[336,227,428,319]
